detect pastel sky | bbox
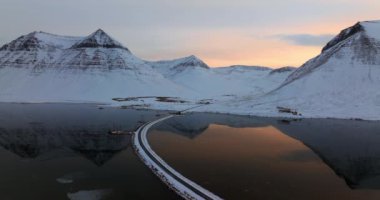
[1,0,379,68]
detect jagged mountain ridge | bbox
[0,31,81,51]
[0,31,81,68]
[0,29,146,71]
[284,20,380,85]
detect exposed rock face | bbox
[0,32,40,51]
[269,66,296,75]
[149,55,209,75]
[0,29,138,71]
[71,29,129,50]
[284,20,380,85]
[321,22,364,53]
[175,55,210,69]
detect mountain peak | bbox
[322,20,380,53]
[0,31,40,51]
[321,22,363,52]
[283,20,380,86]
[93,28,106,34]
[0,31,85,51]
[71,29,129,51]
[89,29,111,39]
[359,20,380,40]
[179,55,209,69]
[187,55,198,60]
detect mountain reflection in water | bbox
[0,103,176,200]
[0,103,164,165]
[151,113,380,195]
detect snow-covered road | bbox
[133,115,222,200]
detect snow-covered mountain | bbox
[214,20,380,120]
[149,56,295,97]
[0,29,293,103]
[0,29,198,102]
[148,55,209,77]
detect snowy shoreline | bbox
[1,100,378,121]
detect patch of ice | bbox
[56,178,73,184]
[67,189,112,200]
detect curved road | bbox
[133,115,222,200]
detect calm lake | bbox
[1,103,380,199]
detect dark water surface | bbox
[149,113,380,200]
[0,103,177,200]
[2,103,380,200]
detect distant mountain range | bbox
[1,20,380,120]
[0,29,293,103]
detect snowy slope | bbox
[149,56,295,97]
[212,65,295,96]
[209,20,380,120]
